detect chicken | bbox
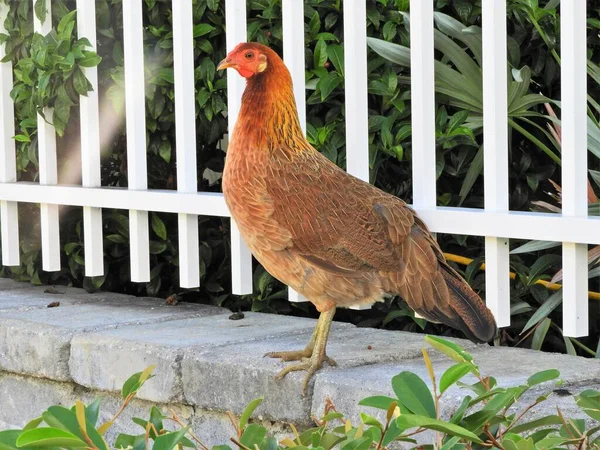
[217,43,497,393]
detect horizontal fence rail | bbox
[0,0,593,338]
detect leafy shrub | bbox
[1,336,599,450]
[0,0,600,355]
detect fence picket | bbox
[122,0,150,282]
[77,0,104,277]
[173,0,200,288]
[482,0,511,327]
[0,2,19,266]
[343,0,369,183]
[283,0,308,303]
[560,1,588,337]
[343,0,372,311]
[34,0,61,272]
[225,0,253,295]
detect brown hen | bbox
[218,43,497,393]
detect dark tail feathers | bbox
[438,265,497,343]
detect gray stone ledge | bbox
[0,285,226,381]
[312,345,600,425]
[1,278,598,436]
[69,313,325,404]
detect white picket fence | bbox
[0,1,594,337]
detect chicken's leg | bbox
[265,308,337,394]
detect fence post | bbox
[34,0,61,272]
[77,0,104,277]
[560,1,588,337]
[173,0,200,288]
[283,0,308,303]
[225,0,253,295]
[409,0,437,210]
[482,0,511,327]
[122,0,150,282]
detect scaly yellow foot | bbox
[265,308,336,395]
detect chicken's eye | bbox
[244,52,254,59]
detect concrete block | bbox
[0,371,250,447]
[181,326,465,424]
[70,313,323,404]
[0,300,226,381]
[312,344,600,425]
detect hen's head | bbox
[217,42,281,79]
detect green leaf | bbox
[392,372,436,418]
[23,417,43,431]
[521,290,562,334]
[43,405,108,450]
[318,73,342,101]
[381,420,404,447]
[57,10,77,40]
[449,395,472,424]
[313,38,327,69]
[151,214,167,241]
[115,434,146,450]
[158,140,171,163]
[0,431,21,450]
[79,51,102,68]
[106,234,127,244]
[527,369,559,387]
[360,413,383,428]
[425,335,475,365]
[149,241,167,254]
[509,415,561,434]
[458,145,483,206]
[395,415,482,443]
[531,317,552,350]
[528,254,561,284]
[34,0,47,25]
[240,424,266,448]
[16,428,87,448]
[153,427,189,450]
[440,363,472,393]
[575,390,600,421]
[358,396,399,411]
[193,24,215,38]
[239,397,263,431]
[326,45,344,76]
[122,365,155,399]
[149,406,164,434]
[207,0,218,12]
[510,240,561,254]
[462,387,522,431]
[73,68,91,96]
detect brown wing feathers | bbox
[375,201,497,343]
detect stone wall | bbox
[1,278,598,446]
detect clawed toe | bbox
[271,352,337,396]
[273,358,323,395]
[264,350,311,362]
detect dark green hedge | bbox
[1,0,599,355]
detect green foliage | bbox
[1,0,600,357]
[1,337,599,450]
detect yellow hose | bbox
[443,253,600,301]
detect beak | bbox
[217,58,236,71]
